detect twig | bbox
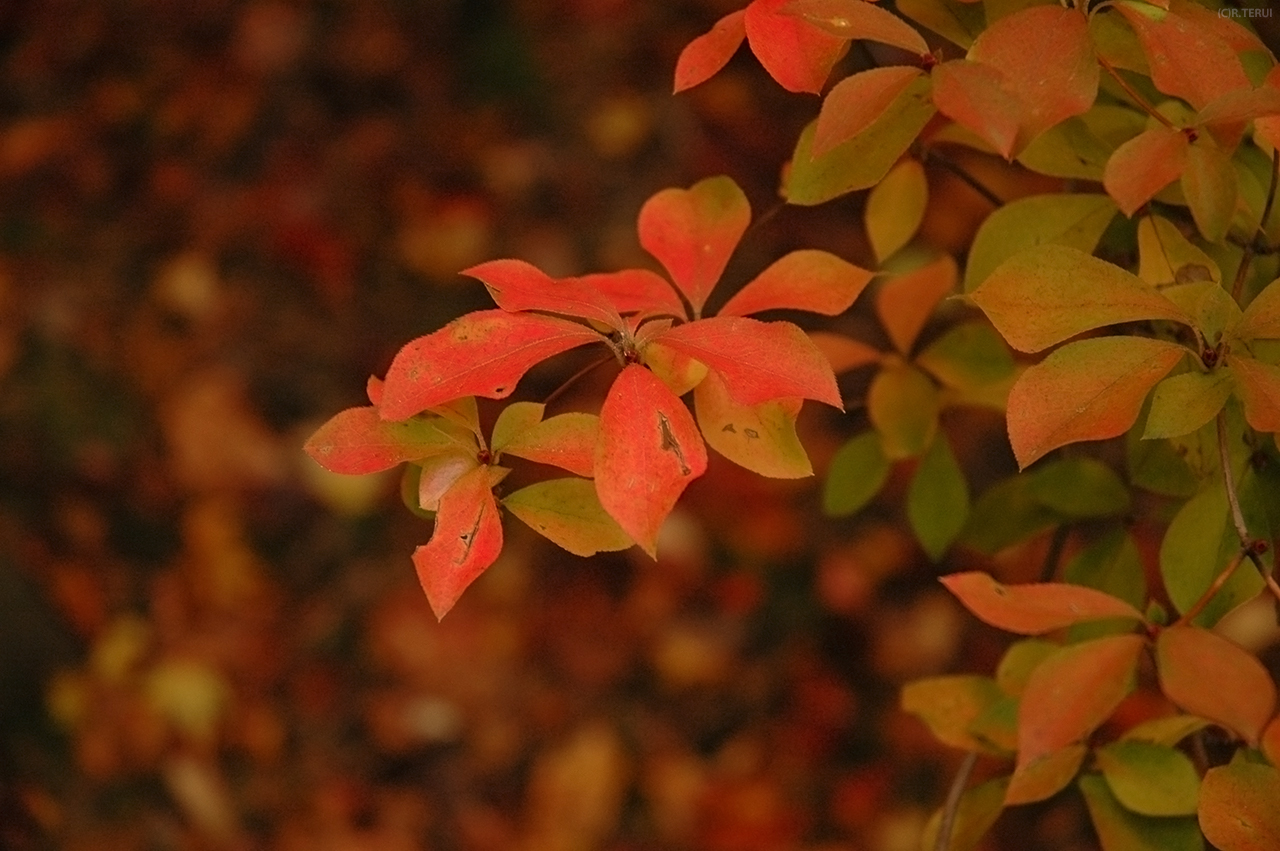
[542,354,613,408]
[935,751,979,851]
[1172,549,1246,627]
[922,149,1003,207]
[1232,148,1280,300]
[1040,524,1071,583]
[1216,412,1250,545]
[1099,57,1178,131]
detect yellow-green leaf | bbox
[1181,137,1238,243]
[694,370,811,479]
[1095,739,1200,816]
[1078,773,1204,851]
[503,478,633,556]
[1143,370,1233,439]
[1136,215,1220,288]
[964,194,1118,291]
[920,776,1008,851]
[900,674,1005,752]
[823,431,890,516]
[917,321,1015,392]
[907,434,968,560]
[868,360,940,459]
[866,158,928,264]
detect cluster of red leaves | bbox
[307,176,874,618]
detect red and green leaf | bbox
[694,371,811,478]
[744,0,850,94]
[719,249,874,317]
[1156,624,1277,745]
[930,60,1022,159]
[497,412,600,478]
[940,571,1145,634]
[812,66,924,157]
[1006,336,1187,468]
[379,310,605,421]
[1199,760,1280,851]
[463,258,622,329]
[1006,744,1088,805]
[970,245,1194,354]
[638,176,750,315]
[594,365,708,555]
[412,465,504,620]
[503,477,633,556]
[656,316,843,408]
[305,407,476,474]
[673,9,747,93]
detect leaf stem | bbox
[919,147,1003,207]
[1172,549,1245,628]
[934,750,979,851]
[542,354,613,408]
[1098,57,1177,131]
[1216,412,1249,545]
[1231,147,1280,300]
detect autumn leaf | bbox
[580,269,688,319]
[642,339,709,396]
[1233,278,1280,342]
[1156,624,1277,745]
[1102,125,1189,217]
[719,249,874,317]
[1199,760,1280,851]
[1230,355,1280,433]
[379,310,606,421]
[1136,215,1220,288]
[1142,370,1233,439]
[656,316,843,408]
[594,364,708,555]
[867,359,939,459]
[964,194,1117,290]
[969,245,1193,353]
[1005,744,1087,805]
[462,258,623,329]
[1180,137,1238,243]
[638,176,750,315]
[305,406,476,474]
[412,465,504,620]
[930,60,1022,159]
[503,478,633,556]
[673,9,747,93]
[900,675,1006,752]
[1006,336,1187,468]
[497,412,600,478]
[782,0,929,54]
[744,0,850,94]
[693,370,811,478]
[812,66,924,157]
[876,255,956,353]
[940,571,1145,635]
[865,158,927,264]
[810,331,882,374]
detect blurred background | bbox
[0,1,1143,849]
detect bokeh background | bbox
[7,2,1270,850]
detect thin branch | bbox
[922,149,1003,207]
[542,354,613,408]
[935,750,979,851]
[1172,549,1246,628]
[1232,147,1280,300]
[1099,57,1178,130]
[1040,524,1071,583]
[1216,412,1250,544]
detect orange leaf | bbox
[1011,635,1144,801]
[1199,761,1280,851]
[781,0,929,55]
[638,176,750,315]
[745,0,850,94]
[594,365,708,555]
[1156,624,1277,745]
[579,269,687,319]
[1005,744,1087,805]
[1006,336,1187,469]
[813,66,924,157]
[940,571,1145,635]
[1115,1,1251,111]
[876,255,956,353]
[719,249,874,317]
[1255,66,1280,153]
[656,316,843,408]
[379,310,605,421]
[412,465,503,620]
[1230,355,1280,433]
[1234,278,1280,342]
[969,245,1193,354]
[1103,125,1189,217]
[463,258,622,329]
[673,9,747,93]
[930,60,1021,159]
[809,331,882,374]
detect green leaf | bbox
[1143,370,1233,439]
[1078,773,1205,851]
[865,158,927,264]
[868,360,939,459]
[1159,483,1263,627]
[1063,528,1147,612]
[900,674,1005,752]
[1017,115,1117,181]
[1199,760,1280,851]
[1180,137,1238,243]
[694,370,811,479]
[919,776,1008,851]
[964,194,1118,291]
[1095,739,1200,816]
[897,0,985,48]
[1161,281,1242,346]
[1121,714,1212,748]
[1128,398,1199,497]
[823,431,890,516]
[969,245,1194,353]
[503,478,633,557]
[916,321,1015,392]
[907,434,969,560]
[490,401,545,454]
[960,474,1060,553]
[1006,336,1188,469]
[1030,456,1131,518]
[1156,624,1277,746]
[784,74,936,206]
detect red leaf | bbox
[1006,336,1186,469]
[412,465,504,620]
[1196,85,1280,150]
[594,365,708,555]
[1156,624,1277,745]
[744,0,850,94]
[379,310,605,421]
[1229,355,1280,433]
[638,176,750,315]
[579,269,687,319]
[1102,125,1189,217]
[940,571,1145,635]
[719,249,874,317]
[656,316,843,408]
[462,259,622,330]
[813,66,924,158]
[674,9,747,93]
[1199,761,1280,851]
[1011,635,1143,803]
[1115,1,1251,111]
[930,60,1022,159]
[305,406,476,474]
[781,0,929,54]
[876,255,957,354]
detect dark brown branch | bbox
[1232,148,1280,300]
